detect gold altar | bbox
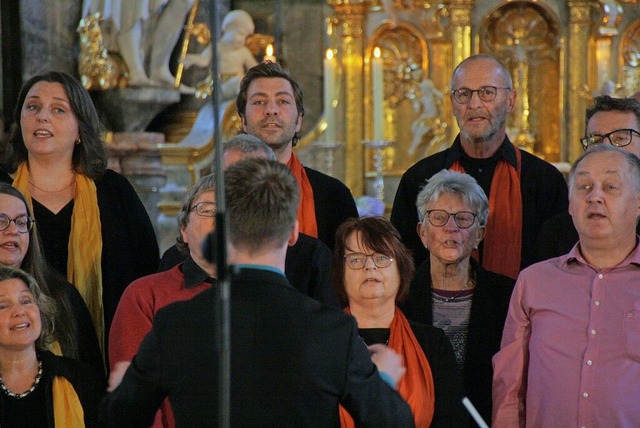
[318,0,640,199]
[80,0,640,202]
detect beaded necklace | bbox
[0,360,43,399]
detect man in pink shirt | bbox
[492,144,640,427]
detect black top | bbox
[390,136,569,270]
[304,166,359,252]
[0,169,160,357]
[360,322,469,428]
[101,267,414,427]
[0,350,105,428]
[159,232,339,307]
[400,257,515,425]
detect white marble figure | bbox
[183,10,259,101]
[82,0,196,89]
[408,79,443,156]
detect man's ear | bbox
[288,220,299,247]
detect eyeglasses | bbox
[580,129,640,150]
[424,209,477,229]
[344,253,394,270]
[190,202,216,218]
[451,86,511,104]
[0,214,34,234]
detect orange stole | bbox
[450,146,522,279]
[339,307,435,427]
[286,153,318,238]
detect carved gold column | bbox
[329,0,370,196]
[567,1,593,162]
[447,0,474,138]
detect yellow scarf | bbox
[52,376,85,427]
[13,162,104,353]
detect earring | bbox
[75,138,81,145]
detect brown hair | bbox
[331,217,415,307]
[236,62,304,146]
[1,71,107,178]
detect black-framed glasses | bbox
[0,214,34,234]
[580,129,640,150]
[344,253,394,270]
[450,86,511,104]
[424,209,477,229]
[190,202,216,218]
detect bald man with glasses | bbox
[391,54,568,279]
[537,95,640,261]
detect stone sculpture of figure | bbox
[408,78,445,156]
[182,9,259,101]
[82,0,196,88]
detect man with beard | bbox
[391,54,568,279]
[236,62,359,251]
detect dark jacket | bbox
[159,232,339,307]
[390,136,568,270]
[401,258,515,425]
[305,166,359,251]
[408,321,469,428]
[101,267,414,427]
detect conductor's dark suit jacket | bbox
[101,267,414,427]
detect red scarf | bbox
[339,307,435,427]
[450,145,522,279]
[286,153,318,238]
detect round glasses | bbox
[344,253,394,270]
[0,214,34,234]
[580,129,640,150]
[190,202,216,218]
[424,209,477,229]
[450,86,511,104]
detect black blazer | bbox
[305,167,359,251]
[408,322,469,428]
[101,267,414,427]
[159,232,339,307]
[401,258,514,425]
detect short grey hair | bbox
[569,143,640,194]
[223,134,276,160]
[176,174,216,253]
[416,169,489,226]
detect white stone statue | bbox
[82,0,196,88]
[408,78,445,156]
[183,10,259,101]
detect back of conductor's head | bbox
[224,158,300,252]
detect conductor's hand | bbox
[107,361,131,392]
[368,344,406,388]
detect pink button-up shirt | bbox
[493,242,640,427]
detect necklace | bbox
[0,360,43,399]
[29,177,75,193]
[432,266,476,303]
[433,288,473,302]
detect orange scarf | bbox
[339,307,435,427]
[286,153,318,238]
[450,145,522,279]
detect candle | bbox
[324,49,337,142]
[372,47,384,141]
[263,44,276,63]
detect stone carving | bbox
[408,79,446,156]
